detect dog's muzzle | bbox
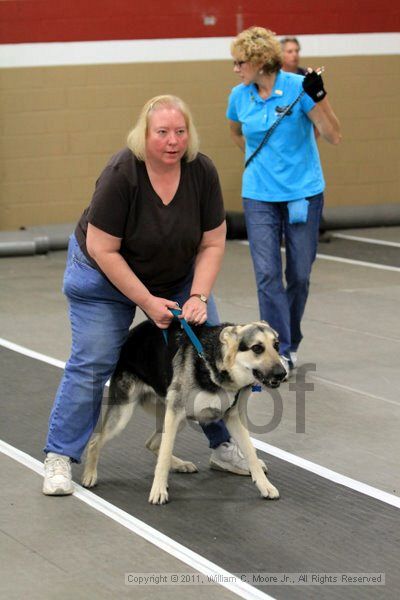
[253,364,287,389]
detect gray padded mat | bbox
[317,237,400,267]
[1,347,399,599]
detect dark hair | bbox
[280,37,301,50]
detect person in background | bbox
[280,36,306,75]
[280,36,320,140]
[43,95,261,496]
[226,27,341,376]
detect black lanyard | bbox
[244,90,305,169]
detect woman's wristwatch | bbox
[189,293,208,303]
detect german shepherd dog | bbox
[82,319,286,504]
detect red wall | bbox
[1,0,398,44]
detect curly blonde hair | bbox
[127,95,199,162]
[231,26,282,74]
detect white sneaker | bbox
[209,438,267,476]
[43,452,74,496]
[280,355,290,381]
[290,352,298,369]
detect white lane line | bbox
[250,439,400,509]
[316,253,400,272]
[310,374,400,407]
[0,338,111,387]
[0,338,66,369]
[239,241,400,272]
[0,440,274,600]
[305,319,400,345]
[1,337,399,508]
[331,233,400,248]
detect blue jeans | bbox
[44,235,229,462]
[243,194,323,358]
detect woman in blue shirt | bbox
[227,26,341,375]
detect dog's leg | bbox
[81,374,137,488]
[224,407,279,500]
[142,399,198,473]
[146,429,198,473]
[148,404,185,504]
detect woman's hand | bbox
[181,296,207,325]
[302,67,327,103]
[141,296,180,329]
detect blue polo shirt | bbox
[226,71,325,202]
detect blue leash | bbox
[162,307,261,392]
[162,307,205,357]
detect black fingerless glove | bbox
[302,71,327,103]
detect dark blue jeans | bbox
[243,194,323,358]
[44,234,229,461]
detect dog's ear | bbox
[219,326,240,369]
[256,320,279,338]
[258,319,273,328]
[219,325,239,344]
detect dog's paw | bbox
[260,484,280,500]
[264,484,280,500]
[81,470,98,488]
[258,458,268,473]
[149,483,169,505]
[171,457,198,473]
[257,479,280,500]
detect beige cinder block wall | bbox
[1,55,399,230]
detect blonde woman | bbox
[43,95,250,495]
[227,27,341,375]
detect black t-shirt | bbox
[75,148,225,296]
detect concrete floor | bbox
[1,226,399,599]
